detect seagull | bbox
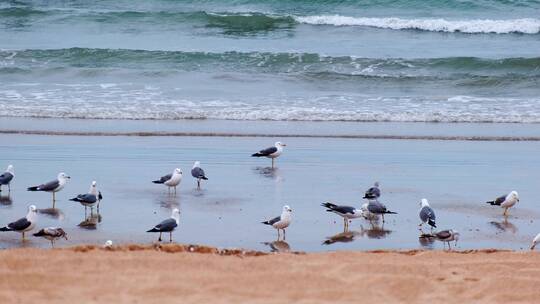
[433,229,460,250]
[147,208,180,242]
[104,240,113,249]
[70,181,102,215]
[363,182,380,199]
[252,142,286,168]
[27,172,70,208]
[0,164,14,193]
[531,233,540,250]
[486,191,519,216]
[191,161,208,190]
[367,199,397,223]
[33,227,67,247]
[0,205,38,240]
[419,198,436,231]
[262,205,292,240]
[321,202,363,229]
[152,168,182,195]
[360,202,379,221]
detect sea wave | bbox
[295,15,540,34]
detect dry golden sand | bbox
[1,244,539,303]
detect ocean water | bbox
[1,0,540,123]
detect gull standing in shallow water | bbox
[191,161,208,190]
[147,208,180,242]
[433,229,460,250]
[0,165,14,193]
[152,168,182,195]
[486,191,519,216]
[363,182,381,199]
[419,198,437,231]
[27,172,70,208]
[262,205,292,240]
[0,205,38,240]
[70,181,102,215]
[367,199,397,223]
[321,202,364,229]
[531,233,540,250]
[33,227,68,247]
[252,142,286,168]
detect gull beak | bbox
[282,144,287,146]
[66,176,71,179]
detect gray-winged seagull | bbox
[486,191,519,216]
[252,141,286,168]
[0,164,14,193]
[152,168,182,195]
[70,181,102,215]
[27,172,70,208]
[321,202,363,229]
[34,227,68,247]
[191,161,208,190]
[419,198,436,231]
[262,205,292,240]
[147,208,180,242]
[367,199,397,223]
[0,205,38,240]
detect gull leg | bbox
[277,229,280,240]
[503,208,508,216]
[272,158,274,169]
[51,239,54,249]
[85,206,87,218]
[169,232,172,242]
[283,229,286,240]
[174,186,177,196]
[197,179,201,190]
[158,232,162,242]
[22,232,25,240]
[382,214,385,223]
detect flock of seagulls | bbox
[0,141,536,250]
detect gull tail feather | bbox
[201,176,208,180]
[428,219,437,228]
[261,220,272,225]
[147,228,160,232]
[27,186,39,191]
[152,180,164,184]
[486,201,497,205]
[0,226,11,232]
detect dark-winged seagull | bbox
[531,233,540,250]
[252,141,286,168]
[262,205,292,240]
[367,199,397,223]
[321,202,363,229]
[419,198,436,231]
[363,182,380,199]
[0,205,38,240]
[33,227,67,247]
[147,208,180,242]
[70,181,102,215]
[152,168,182,195]
[360,202,379,221]
[0,164,14,193]
[191,161,208,190]
[27,172,70,208]
[433,229,460,250]
[486,191,519,216]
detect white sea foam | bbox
[294,15,540,34]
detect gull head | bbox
[171,208,181,223]
[91,181,97,187]
[420,198,429,207]
[374,181,380,187]
[451,229,460,241]
[104,240,113,248]
[6,164,14,174]
[28,205,38,213]
[174,168,183,175]
[275,142,286,147]
[193,161,201,168]
[58,172,71,180]
[510,191,519,202]
[282,205,292,213]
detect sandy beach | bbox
[1,244,539,303]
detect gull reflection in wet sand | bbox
[253,167,282,181]
[490,218,518,233]
[38,208,64,219]
[0,194,12,205]
[323,224,392,245]
[78,213,101,230]
[262,240,291,252]
[418,234,436,249]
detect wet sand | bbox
[1,245,539,303]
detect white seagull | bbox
[0,205,38,240]
[486,191,519,216]
[0,164,15,193]
[434,229,460,250]
[262,205,292,240]
[33,227,68,247]
[252,141,286,168]
[531,233,540,250]
[322,202,364,229]
[147,208,180,242]
[70,181,103,215]
[27,172,70,208]
[419,198,437,231]
[191,161,208,190]
[152,168,182,195]
[363,182,381,199]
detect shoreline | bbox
[1,244,539,303]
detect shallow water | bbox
[0,133,538,252]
